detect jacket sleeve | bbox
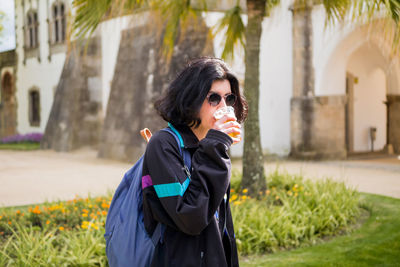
[142,129,232,235]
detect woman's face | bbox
[197,79,232,132]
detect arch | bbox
[316,20,400,97]
[1,72,13,102]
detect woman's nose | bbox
[218,97,228,108]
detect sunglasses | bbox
[207,93,237,107]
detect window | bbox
[51,1,66,44]
[29,89,40,126]
[26,11,39,49]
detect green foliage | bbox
[0,172,362,264]
[0,196,110,265]
[0,143,40,150]
[215,5,245,60]
[240,193,400,266]
[230,169,361,255]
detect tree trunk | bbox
[242,0,267,196]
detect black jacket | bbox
[142,124,239,267]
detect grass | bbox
[240,193,400,266]
[0,143,40,150]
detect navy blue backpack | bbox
[104,124,192,267]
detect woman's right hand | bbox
[213,114,242,144]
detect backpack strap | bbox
[151,124,192,246]
[163,123,191,178]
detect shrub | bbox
[0,171,361,264]
[230,169,360,255]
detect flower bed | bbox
[0,171,361,265]
[0,133,43,144]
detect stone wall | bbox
[41,38,103,151]
[387,95,400,153]
[98,18,213,162]
[290,95,347,159]
[0,50,17,139]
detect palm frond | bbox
[266,0,281,16]
[215,4,245,61]
[72,0,112,39]
[72,0,148,40]
[150,0,202,59]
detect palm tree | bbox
[72,0,399,197]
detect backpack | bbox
[104,123,192,267]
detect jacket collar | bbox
[169,123,200,149]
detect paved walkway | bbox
[0,149,399,207]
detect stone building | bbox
[3,0,400,161]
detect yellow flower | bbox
[275,196,280,200]
[231,194,238,201]
[294,192,298,197]
[241,195,247,200]
[242,189,248,194]
[0,215,3,220]
[59,226,64,231]
[266,190,271,195]
[233,200,241,205]
[46,220,50,225]
[287,191,293,196]
[89,204,93,208]
[82,213,88,217]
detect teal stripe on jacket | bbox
[154,178,191,198]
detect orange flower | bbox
[82,209,89,214]
[101,210,107,216]
[16,210,21,215]
[59,226,65,231]
[46,220,50,225]
[8,221,12,225]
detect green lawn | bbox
[0,143,40,150]
[241,193,400,266]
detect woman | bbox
[142,57,248,267]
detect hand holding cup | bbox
[213,106,242,144]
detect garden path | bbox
[0,149,399,207]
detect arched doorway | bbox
[317,21,400,156]
[0,71,17,138]
[346,43,388,153]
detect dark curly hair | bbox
[155,57,248,128]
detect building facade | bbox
[5,0,400,159]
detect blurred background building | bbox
[0,0,399,161]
